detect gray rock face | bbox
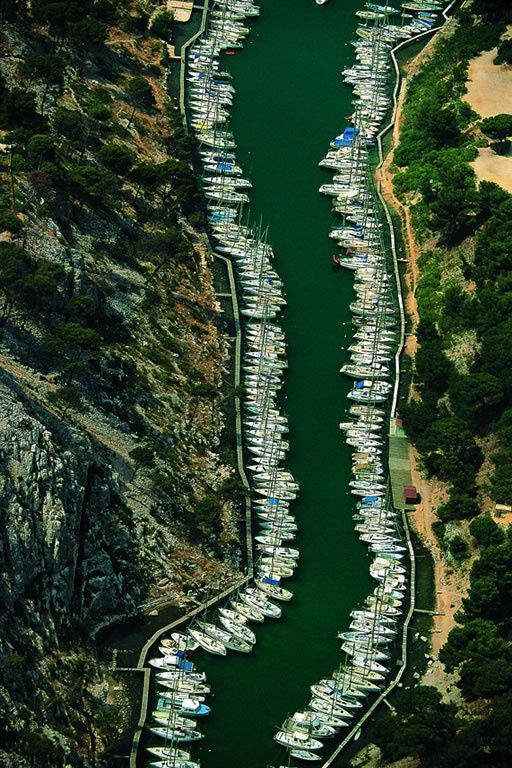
[0,378,139,639]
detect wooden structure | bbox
[404,484,418,505]
[169,1,194,23]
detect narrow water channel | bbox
[177,2,374,767]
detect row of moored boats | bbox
[145,2,299,764]
[269,1,445,763]
[144,1,446,765]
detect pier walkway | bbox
[320,3,459,765]
[121,5,256,766]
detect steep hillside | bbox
[0,1,242,764]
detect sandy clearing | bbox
[466,48,512,118]
[471,147,512,193]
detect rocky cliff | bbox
[0,1,242,764]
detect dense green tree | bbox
[26,134,54,169]
[440,618,507,671]
[96,143,136,175]
[430,162,478,243]
[477,180,510,222]
[418,416,482,486]
[0,88,42,130]
[125,76,155,126]
[0,0,25,22]
[68,164,118,206]
[401,393,439,442]
[436,493,480,522]
[21,52,64,88]
[495,38,512,64]
[480,114,512,141]
[449,534,469,560]
[463,537,512,623]
[373,686,456,764]
[194,495,222,529]
[473,0,511,23]
[150,10,174,40]
[52,108,86,144]
[470,513,505,548]
[475,198,512,279]
[490,450,512,501]
[415,340,453,395]
[131,161,166,199]
[449,372,504,430]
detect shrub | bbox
[480,114,512,141]
[47,385,82,412]
[150,11,174,40]
[449,534,469,560]
[495,38,512,64]
[469,514,505,548]
[96,143,136,175]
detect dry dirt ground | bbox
[465,47,512,193]
[466,48,512,117]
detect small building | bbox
[403,484,418,505]
[495,500,512,517]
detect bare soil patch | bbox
[465,48,512,118]
[471,146,512,194]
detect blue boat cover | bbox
[217,163,233,171]
[262,576,281,586]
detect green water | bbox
[175,2,373,767]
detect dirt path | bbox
[377,35,472,684]
[408,447,466,656]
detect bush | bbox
[47,385,82,412]
[150,11,174,40]
[480,114,512,141]
[495,38,512,64]
[469,514,505,548]
[449,534,469,560]
[88,102,111,121]
[96,143,136,175]
[437,494,480,522]
[129,445,154,467]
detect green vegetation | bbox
[397,6,512,517]
[374,687,457,764]
[376,5,512,766]
[150,10,174,41]
[495,38,512,64]
[469,512,504,547]
[480,113,512,140]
